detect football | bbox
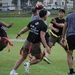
[36,4,44,10]
[47,11,51,17]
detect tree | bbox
[73,0,75,10]
[12,0,17,6]
[31,0,43,2]
[12,0,44,8]
[65,0,67,10]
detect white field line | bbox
[10,39,26,42]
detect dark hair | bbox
[59,9,65,14]
[39,9,47,18]
[31,7,37,13]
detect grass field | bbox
[0,17,75,75]
[0,17,32,38]
[0,42,75,75]
[0,17,53,38]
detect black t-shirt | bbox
[0,25,7,37]
[27,20,49,43]
[50,17,65,36]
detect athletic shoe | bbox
[10,69,18,75]
[24,62,30,74]
[68,72,75,75]
[43,57,51,64]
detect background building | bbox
[43,0,65,6]
[2,0,14,6]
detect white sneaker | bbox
[10,69,18,75]
[24,62,30,74]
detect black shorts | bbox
[0,37,8,51]
[67,35,75,51]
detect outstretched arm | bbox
[16,26,29,38]
[0,21,13,28]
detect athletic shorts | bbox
[49,33,62,44]
[0,37,8,51]
[22,40,41,56]
[67,35,75,52]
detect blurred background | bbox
[0,0,75,17]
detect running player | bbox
[31,6,51,64]
[0,21,13,51]
[49,9,68,51]
[62,12,75,75]
[10,9,50,75]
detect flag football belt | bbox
[49,30,60,38]
[0,37,13,52]
[20,43,33,61]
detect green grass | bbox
[0,42,75,75]
[0,17,75,75]
[0,17,52,38]
[0,10,74,17]
[0,17,32,38]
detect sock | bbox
[12,69,16,72]
[70,69,74,73]
[28,62,30,66]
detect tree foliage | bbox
[65,0,67,10]
[12,0,43,5]
[73,0,75,10]
[12,0,17,6]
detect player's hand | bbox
[8,22,14,28]
[16,34,20,39]
[45,46,50,54]
[54,28,59,32]
[52,19,56,24]
[61,38,67,46]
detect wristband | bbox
[17,33,20,36]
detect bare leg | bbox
[43,42,54,64]
[44,49,49,57]
[67,52,73,69]
[30,54,42,65]
[30,59,41,65]
[13,53,28,70]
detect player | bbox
[10,9,50,75]
[31,6,51,64]
[0,21,13,51]
[62,12,75,75]
[31,7,39,20]
[49,9,68,54]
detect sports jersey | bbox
[27,20,49,43]
[31,14,40,21]
[50,17,65,36]
[31,14,47,24]
[65,12,75,37]
[0,24,7,37]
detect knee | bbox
[37,59,42,62]
[21,56,27,61]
